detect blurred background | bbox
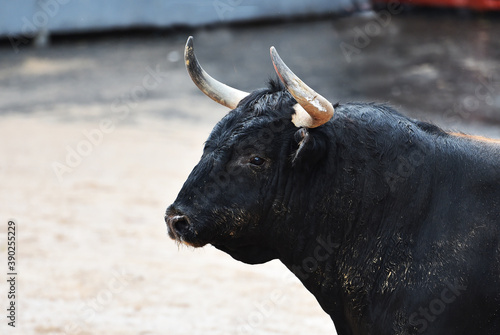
[0,1,499,334]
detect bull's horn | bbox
[270,47,334,128]
[185,36,248,109]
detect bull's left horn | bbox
[270,47,334,128]
[185,36,248,109]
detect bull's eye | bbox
[249,156,265,166]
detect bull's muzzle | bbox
[165,206,191,242]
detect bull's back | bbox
[394,132,500,334]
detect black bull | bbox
[165,38,500,335]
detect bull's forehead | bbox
[205,112,280,151]
[205,89,296,149]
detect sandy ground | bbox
[1,15,499,335]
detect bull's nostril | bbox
[166,206,193,241]
[172,215,190,236]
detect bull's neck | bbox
[273,125,439,332]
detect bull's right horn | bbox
[270,46,334,128]
[185,36,248,109]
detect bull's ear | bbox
[291,128,326,167]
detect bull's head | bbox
[165,37,335,264]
